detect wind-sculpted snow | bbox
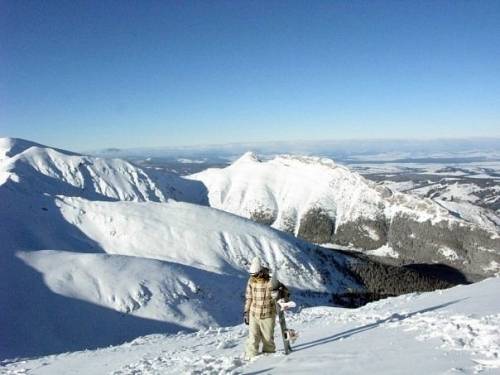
[17,250,246,328]
[4,277,500,374]
[55,196,343,292]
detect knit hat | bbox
[249,257,262,275]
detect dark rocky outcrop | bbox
[250,208,277,226]
[294,208,499,279]
[335,217,388,250]
[281,214,297,234]
[242,193,499,280]
[297,208,335,243]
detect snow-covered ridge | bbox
[188,152,461,236]
[189,151,454,232]
[0,137,168,201]
[189,152,385,230]
[0,137,78,161]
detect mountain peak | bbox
[0,137,46,159]
[0,137,80,160]
[233,151,261,164]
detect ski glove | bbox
[244,312,249,325]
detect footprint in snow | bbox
[217,339,238,349]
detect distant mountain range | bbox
[88,137,500,162]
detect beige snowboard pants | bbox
[245,314,276,357]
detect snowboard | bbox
[275,298,297,354]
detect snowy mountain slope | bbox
[55,196,340,291]
[17,250,247,331]
[0,137,79,161]
[1,180,338,294]
[189,152,391,238]
[4,277,499,374]
[410,181,500,231]
[1,188,359,359]
[188,153,500,279]
[434,198,500,232]
[0,138,163,201]
[0,137,206,204]
[54,196,454,295]
[187,152,463,242]
[353,161,500,228]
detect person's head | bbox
[259,267,270,279]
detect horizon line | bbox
[85,135,500,152]
[1,135,500,154]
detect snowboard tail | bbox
[276,301,292,354]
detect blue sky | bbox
[1,1,499,150]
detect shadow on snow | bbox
[0,184,196,361]
[292,299,466,352]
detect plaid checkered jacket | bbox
[244,276,276,319]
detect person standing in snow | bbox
[244,257,289,359]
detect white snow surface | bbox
[437,246,461,262]
[3,278,500,374]
[188,153,385,230]
[366,245,400,259]
[436,199,500,232]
